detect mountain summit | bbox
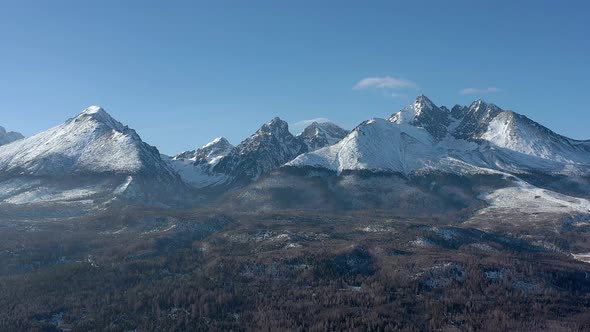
[389,95,451,139]
[290,95,590,176]
[297,121,349,151]
[0,106,187,206]
[0,106,172,176]
[173,137,234,165]
[212,117,307,183]
[2,98,589,209]
[168,119,347,188]
[0,126,24,146]
[167,137,235,188]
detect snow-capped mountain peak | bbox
[0,106,172,176]
[389,95,436,124]
[197,137,234,163]
[257,117,290,136]
[0,106,189,206]
[173,137,234,165]
[288,117,453,175]
[451,100,505,140]
[73,105,127,131]
[168,117,310,188]
[81,105,105,115]
[212,117,307,183]
[290,95,590,177]
[204,136,230,148]
[297,121,349,151]
[167,137,235,188]
[468,99,503,115]
[389,95,451,139]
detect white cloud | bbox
[291,118,332,134]
[353,76,417,90]
[293,117,331,128]
[460,87,501,95]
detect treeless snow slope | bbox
[288,118,487,175]
[478,177,590,214]
[0,106,173,176]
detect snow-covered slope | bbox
[0,106,188,206]
[213,117,307,183]
[167,118,310,188]
[288,118,485,175]
[389,95,450,140]
[0,126,24,146]
[173,137,234,166]
[167,137,234,188]
[478,177,590,214]
[451,100,590,173]
[0,106,175,176]
[297,121,348,151]
[289,96,590,176]
[479,109,590,165]
[2,96,587,210]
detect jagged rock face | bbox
[167,137,234,188]
[389,95,450,140]
[452,100,504,141]
[445,100,589,164]
[0,126,24,146]
[288,118,466,175]
[450,105,468,120]
[173,137,234,167]
[2,96,589,209]
[213,117,307,183]
[290,95,590,176]
[297,122,349,151]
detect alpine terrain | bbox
[0,126,24,146]
[0,106,188,208]
[3,97,590,331]
[5,3,590,330]
[1,97,589,213]
[297,121,349,151]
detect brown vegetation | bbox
[1,210,590,331]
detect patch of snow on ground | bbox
[572,253,590,264]
[4,187,100,204]
[283,243,302,250]
[478,178,590,214]
[410,237,434,247]
[0,178,42,200]
[167,158,230,188]
[358,225,395,233]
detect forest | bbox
[1,209,590,331]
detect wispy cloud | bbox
[460,87,502,95]
[353,76,417,90]
[291,117,336,134]
[293,117,331,128]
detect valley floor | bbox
[1,209,590,331]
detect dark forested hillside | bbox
[2,210,590,331]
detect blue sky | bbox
[1,1,588,154]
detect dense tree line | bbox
[1,211,590,331]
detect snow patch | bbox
[478,178,590,214]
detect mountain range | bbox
[289,96,590,175]
[0,96,588,214]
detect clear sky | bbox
[1,0,588,154]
